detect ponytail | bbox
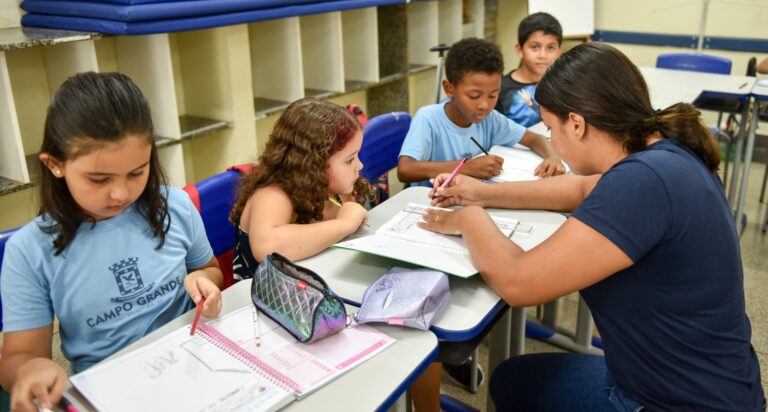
[655,103,721,172]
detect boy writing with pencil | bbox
[397,37,563,187]
[495,12,563,127]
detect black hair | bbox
[444,37,504,84]
[518,12,563,46]
[536,42,721,172]
[39,71,169,254]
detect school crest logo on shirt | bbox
[109,257,154,302]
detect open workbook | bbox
[484,144,571,183]
[71,306,395,412]
[334,203,518,278]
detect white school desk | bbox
[64,280,439,412]
[299,186,566,412]
[640,67,756,232]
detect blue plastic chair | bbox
[656,53,732,75]
[359,111,411,182]
[0,227,19,332]
[182,164,255,289]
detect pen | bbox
[469,136,490,156]
[252,305,262,347]
[433,157,467,199]
[59,396,80,412]
[189,297,205,336]
[739,82,748,89]
[328,196,342,207]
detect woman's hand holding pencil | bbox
[429,173,488,208]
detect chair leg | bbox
[723,140,733,190]
[469,347,479,394]
[760,160,768,203]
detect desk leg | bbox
[728,103,751,204]
[735,99,760,235]
[486,309,512,412]
[510,307,526,356]
[575,297,593,348]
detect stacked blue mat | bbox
[21,0,406,35]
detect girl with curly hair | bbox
[229,98,369,280]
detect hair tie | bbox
[652,109,662,133]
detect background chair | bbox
[359,111,411,182]
[183,164,255,289]
[656,53,732,74]
[358,111,411,205]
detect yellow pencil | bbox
[328,196,342,207]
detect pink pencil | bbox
[433,157,467,199]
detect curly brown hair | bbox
[230,98,371,224]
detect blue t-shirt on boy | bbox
[399,100,526,186]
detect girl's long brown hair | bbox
[39,72,168,255]
[230,98,371,224]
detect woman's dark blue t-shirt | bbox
[573,139,764,411]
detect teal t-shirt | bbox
[0,187,213,373]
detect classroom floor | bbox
[44,160,768,410]
[441,160,768,410]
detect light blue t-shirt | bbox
[399,100,526,186]
[0,187,213,373]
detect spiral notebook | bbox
[71,306,395,412]
[334,203,518,278]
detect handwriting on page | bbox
[141,350,179,379]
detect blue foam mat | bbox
[22,0,405,34]
[21,0,322,22]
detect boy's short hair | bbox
[444,37,504,84]
[518,12,563,46]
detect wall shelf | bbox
[0,27,100,51]
[0,1,467,231]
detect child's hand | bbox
[11,358,67,412]
[534,157,566,178]
[337,202,368,233]
[184,271,223,317]
[464,155,504,179]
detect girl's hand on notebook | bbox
[337,201,368,232]
[465,155,504,179]
[430,174,487,208]
[184,271,223,318]
[11,358,67,412]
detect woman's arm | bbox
[0,326,68,412]
[244,186,367,262]
[419,206,633,306]
[431,173,601,212]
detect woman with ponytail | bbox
[419,42,765,411]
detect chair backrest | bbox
[0,228,19,331]
[747,56,757,77]
[183,164,255,289]
[359,111,411,182]
[656,53,732,75]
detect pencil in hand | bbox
[469,136,490,156]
